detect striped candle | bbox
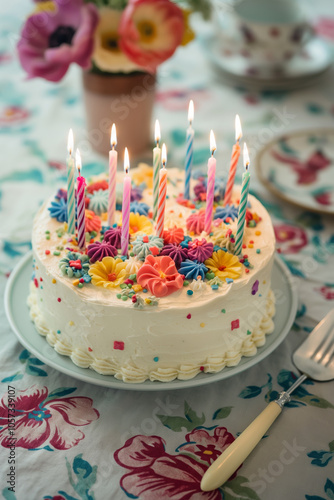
[75,149,86,251]
[224,114,242,206]
[153,119,161,221]
[234,143,251,256]
[66,129,76,234]
[121,148,131,256]
[156,144,167,238]
[204,130,217,234]
[184,100,194,200]
[108,124,117,226]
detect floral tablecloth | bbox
[1,1,334,499]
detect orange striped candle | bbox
[156,143,167,238]
[224,115,242,206]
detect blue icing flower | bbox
[130,201,150,216]
[214,204,239,222]
[179,259,208,280]
[48,198,68,223]
[180,235,192,249]
[88,189,108,215]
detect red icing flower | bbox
[0,386,99,450]
[85,209,101,233]
[186,209,205,235]
[137,255,183,297]
[86,180,109,194]
[163,226,184,245]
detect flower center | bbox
[219,265,226,271]
[137,20,156,43]
[28,408,51,422]
[203,450,213,455]
[101,33,121,53]
[49,26,76,48]
[108,272,117,281]
[69,259,82,270]
[131,226,139,233]
[159,270,166,279]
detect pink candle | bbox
[121,148,131,256]
[75,149,86,251]
[108,124,117,226]
[224,114,242,206]
[156,144,167,238]
[204,131,217,235]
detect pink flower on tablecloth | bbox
[137,255,183,297]
[317,285,334,300]
[0,386,99,450]
[314,17,334,40]
[0,106,30,125]
[274,224,308,254]
[17,0,98,82]
[114,435,222,499]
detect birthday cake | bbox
[28,165,276,383]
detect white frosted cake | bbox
[28,165,276,383]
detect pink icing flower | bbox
[17,0,99,82]
[163,226,184,245]
[188,238,214,263]
[274,224,308,254]
[186,210,206,235]
[114,435,222,499]
[119,0,185,72]
[136,255,183,297]
[0,386,99,450]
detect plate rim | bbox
[4,251,298,391]
[256,127,334,215]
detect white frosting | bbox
[28,168,276,383]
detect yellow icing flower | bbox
[205,250,243,280]
[89,257,128,289]
[131,163,153,188]
[119,212,153,237]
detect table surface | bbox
[1,1,334,499]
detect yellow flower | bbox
[132,163,153,188]
[119,212,153,237]
[205,250,243,280]
[92,8,140,73]
[89,257,128,289]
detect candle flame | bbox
[110,124,117,148]
[124,147,130,174]
[161,143,167,167]
[76,148,82,175]
[155,119,161,146]
[67,128,74,156]
[188,99,194,125]
[243,142,250,170]
[235,114,242,142]
[210,130,216,155]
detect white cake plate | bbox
[5,251,298,391]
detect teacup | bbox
[233,0,313,67]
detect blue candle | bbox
[184,100,194,200]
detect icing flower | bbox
[88,189,108,215]
[160,243,188,269]
[130,201,150,216]
[87,241,117,263]
[103,226,122,249]
[86,180,108,194]
[132,234,164,261]
[125,256,143,275]
[48,198,68,223]
[56,188,67,201]
[89,257,128,289]
[131,163,153,188]
[59,252,90,278]
[193,180,207,201]
[189,276,206,292]
[205,250,243,280]
[85,210,102,233]
[186,210,205,235]
[131,186,144,202]
[137,255,183,297]
[119,212,153,237]
[163,226,184,245]
[214,204,239,222]
[188,238,214,263]
[178,259,208,281]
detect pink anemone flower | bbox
[137,255,183,297]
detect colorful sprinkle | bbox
[247,330,252,335]
[45,250,50,255]
[251,280,259,295]
[255,230,261,236]
[88,347,93,352]
[183,280,189,286]
[200,366,204,371]
[211,284,219,290]
[57,297,61,302]
[187,290,193,296]
[231,319,240,330]
[33,278,38,288]
[256,249,261,254]
[69,321,74,326]
[153,356,159,362]
[57,330,61,334]
[200,322,205,328]
[187,313,191,319]
[226,278,234,284]
[52,278,56,284]
[221,309,226,313]
[114,341,124,350]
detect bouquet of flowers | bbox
[17,0,211,82]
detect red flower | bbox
[114,435,222,499]
[85,209,102,233]
[163,226,184,245]
[137,255,183,297]
[274,224,308,254]
[0,386,99,450]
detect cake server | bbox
[201,309,334,492]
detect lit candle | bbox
[184,100,194,200]
[66,129,76,235]
[204,130,217,235]
[75,149,86,251]
[153,119,161,221]
[224,114,242,206]
[108,124,117,226]
[234,143,251,256]
[156,143,167,238]
[121,148,131,256]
